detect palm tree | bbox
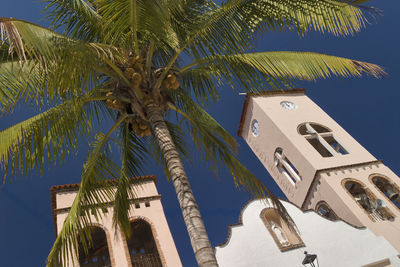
[0,0,384,266]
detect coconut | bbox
[162,79,171,89]
[139,123,148,130]
[167,74,177,84]
[144,129,151,136]
[171,80,180,90]
[125,68,135,78]
[133,63,143,72]
[131,72,142,86]
[133,123,140,132]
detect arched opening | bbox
[371,176,400,208]
[127,219,162,267]
[274,148,301,185]
[78,226,112,267]
[315,201,338,221]
[344,180,394,222]
[298,122,348,157]
[261,208,304,251]
[298,123,331,135]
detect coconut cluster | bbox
[104,52,180,138]
[161,71,179,90]
[125,55,144,91]
[128,116,151,137]
[105,91,123,110]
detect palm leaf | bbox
[0,18,119,97]
[112,121,147,236]
[0,94,101,181]
[179,66,220,105]
[43,0,103,41]
[47,117,127,267]
[95,0,179,50]
[242,0,376,36]
[0,60,49,113]
[170,90,237,174]
[181,51,385,92]
[157,0,375,89]
[181,0,372,56]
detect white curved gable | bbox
[216,199,400,267]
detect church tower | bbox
[238,89,400,252]
[50,175,182,267]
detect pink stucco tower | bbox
[50,175,182,267]
[238,88,400,252]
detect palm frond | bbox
[0,94,102,181]
[179,66,220,106]
[0,18,119,97]
[170,90,237,172]
[47,116,127,267]
[175,0,373,60]
[112,121,147,236]
[96,0,179,51]
[182,51,385,92]
[43,0,103,41]
[0,60,49,113]
[242,0,376,37]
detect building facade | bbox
[215,199,400,267]
[238,88,400,252]
[50,175,182,267]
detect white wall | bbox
[216,199,400,267]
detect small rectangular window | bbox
[135,203,140,209]
[306,137,333,157]
[145,202,150,207]
[323,135,349,155]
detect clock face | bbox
[251,119,259,137]
[280,101,297,110]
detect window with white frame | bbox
[298,122,349,157]
[274,148,301,185]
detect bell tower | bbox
[238,89,400,252]
[50,175,182,267]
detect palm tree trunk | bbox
[145,103,218,267]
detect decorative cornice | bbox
[317,160,382,175]
[237,88,306,137]
[53,195,162,215]
[50,175,158,237]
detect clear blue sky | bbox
[1,1,399,266]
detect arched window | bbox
[274,148,301,185]
[371,175,400,208]
[261,208,304,251]
[315,201,338,221]
[344,180,395,222]
[78,226,112,267]
[298,122,348,157]
[127,220,162,267]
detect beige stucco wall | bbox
[54,180,182,267]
